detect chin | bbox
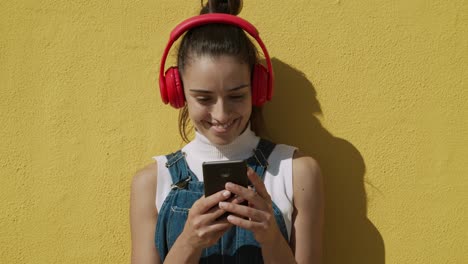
[198,118,247,145]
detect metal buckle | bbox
[165,152,187,168]
[252,148,269,169]
[170,176,191,190]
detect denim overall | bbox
[155,139,289,263]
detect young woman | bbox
[130,1,324,263]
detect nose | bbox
[211,99,231,123]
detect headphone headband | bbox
[159,14,274,103]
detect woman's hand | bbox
[178,189,233,251]
[219,168,283,247]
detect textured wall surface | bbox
[1,0,467,263]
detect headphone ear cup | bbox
[159,74,169,105]
[164,67,185,108]
[252,64,269,106]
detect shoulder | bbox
[292,150,323,199]
[131,162,158,205]
[133,162,158,186]
[292,150,321,178]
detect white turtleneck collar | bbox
[182,124,260,181]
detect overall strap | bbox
[165,150,197,189]
[245,138,276,180]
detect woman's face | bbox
[182,55,252,145]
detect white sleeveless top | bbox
[153,127,296,239]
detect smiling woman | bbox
[130,0,324,263]
[183,55,252,145]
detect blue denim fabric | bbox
[155,139,289,263]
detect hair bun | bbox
[200,0,243,15]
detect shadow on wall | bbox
[263,58,385,264]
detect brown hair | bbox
[178,0,267,142]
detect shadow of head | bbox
[263,58,385,264]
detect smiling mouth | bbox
[210,119,237,133]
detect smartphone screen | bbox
[202,160,248,197]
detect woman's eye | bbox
[196,97,211,103]
[229,95,245,100]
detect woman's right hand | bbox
[178,189,234,250]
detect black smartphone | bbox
[203,160,249,197]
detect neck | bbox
[182,124,259,180]
[193,125,258,159]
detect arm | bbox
[257,150,325,264]
[290,150,325,263]
[164,191,233,264]
[220,150,324,263]
[130,162,161,264]
[130,162,234,264]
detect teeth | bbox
[213,120,234,128]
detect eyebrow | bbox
[189,84,249,93]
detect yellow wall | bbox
[1,1,467,263]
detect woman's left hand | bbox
[218,168,282,246]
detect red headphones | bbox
[159,14,274,108]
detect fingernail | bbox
[222,190,231,197]
[226,182,233,188]
[219,202,228,208]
